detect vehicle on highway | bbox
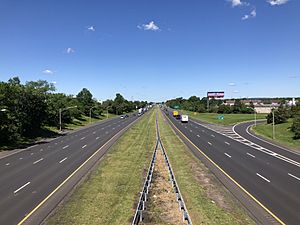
[173,110,180,119]
[120,115,125,119]
[181,115,189,123]
[138,113,142,116]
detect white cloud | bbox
[66,47,75,54]
[42,69,54,75]
[229,82,236,86]
[138,21,160,31]
[250,9,256,17]
[87,26,95,31]
[242,8,256,20]
[50,81,57,84]
[267,0,289,6]
[242,14,250,20]
[233,90,239,93]
[229,0,243,7]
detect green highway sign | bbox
[174,105,180,109]
[218,115,224,120]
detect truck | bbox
[173,110,179,118]
[138,108,143,114]
[181,115,189,123]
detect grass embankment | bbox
[0,113,117,151]
[180,110,266,126]
[157,111,255,225]
[252,119,300,152]
[46,111,156,225]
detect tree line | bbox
[0,77,147,145]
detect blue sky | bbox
[0,0,299,102]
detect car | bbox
[137,113,142,116]
[120,115,125,119]
[125,114,129,118]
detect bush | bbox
[291,114,300,139]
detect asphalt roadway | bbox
[163,109,300,225]
[0,114,140,225]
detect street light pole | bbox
[254,110,257,127]
[272,109,275,139]
[59,106,77,132]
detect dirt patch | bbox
[142,145,186,225]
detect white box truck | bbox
[181,115,189,123]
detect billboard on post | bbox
[207,91,224,98]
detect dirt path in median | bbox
[142,145,186,225]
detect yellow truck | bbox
[173,110,179,118]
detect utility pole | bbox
[254,110,257,127]
[59,106,77,132]
[272,109,275,139]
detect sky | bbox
[0,0,299,102]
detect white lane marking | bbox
[80,137,86,140]
[288,173,300,181]
[256,173,270,183]
[247,153,256,158]
[197,135,200,137]
[93,131,96,134]
[225,142,230,145]
[105,131,109,134]
[61,141,63,143]
[33,158,44,165]
[202,130,205,132]
[62,145,69,149]
[211,134,215,137]
[59,157,68,164]
[101,128,104,130]
[113,127,115,130]
[19,158,23,160]
[6,163,10,166]
[190,130,192,132]
[96,136,100,140]
[55,143,58,145]
[14,182,31,194]
[247,152,255,158]
[82,145,87,149]
[30,153,34,155]
[208,142,212,146]
[40,149,43,152]
[224,153,232,158]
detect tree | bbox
[267,107,289,124]
[76,88,93,116]
[291,113,300,139]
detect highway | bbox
[163,109,300,225]
[0,114,140,225]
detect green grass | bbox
[46,110,156,225]
[180,110,267,126]
[157,110,255,225]
[252,119,300,151]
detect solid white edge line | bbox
[224,153,232,158]
[288,173,300,181]
[256,173,271,183]
[82,145,87,149]
[14,182,31,194]
[59,157,67,164]
[33,158,44,164]
[247,152,256,158]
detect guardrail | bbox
[132,114,192,225]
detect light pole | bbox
[59,106,77,132]
[272,109,275,139]
[89,106,96,124]
[254,110,257,127]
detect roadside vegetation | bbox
[46,110,156,225]
[181,111,266,126]
[0,77,148,150]
[157,110,255,225]
[252,119,300,151]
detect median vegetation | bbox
[157,110,255,224]
[46,110,156,225]
[0,77,148,150]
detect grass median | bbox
[180,110,266,126]
[46,110,156,225]
[252,120,300,152]
[157,110,255,225]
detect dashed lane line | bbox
[208,142,212,146]
[14,182,31,194]
[224,153,232,158]
[33,158,44,165]
[59,157,67,164]
[62,145,69,150]
[82,145,87,149]
[256,173,271,183]
[247,153,256,158]
[225,141,230,145]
